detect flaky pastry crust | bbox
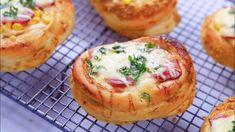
[70,36,196,124]
[90,0,180,38]
[0,0,75,72]
[201,97,235,132]
[201,7,235,69]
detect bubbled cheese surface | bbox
[214,8,235,37]
[90,42,174,91]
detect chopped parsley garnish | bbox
[112,45,125,53]
[86,59,97,76]
[138,43,155,53]
[20,0,35,9]
[3,5,18,18]
[154,65,162,71]
[119,66,132,75]
[86,60,105,76]
[93,55,101,61]
[230,120,235,132]
[86,60,93,68]
[145,43,155,48]
[141,92,151,102]
[119,55,147,81]
[228,120,235,132]
[99,47,107,55]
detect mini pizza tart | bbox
[201,6,235,69]
[201,97,235,132]
[0,0,75,72]
[90,0,181,38]
[70,36,196,124]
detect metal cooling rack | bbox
[1,0,234,132]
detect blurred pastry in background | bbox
[201,6,235,69]
[91,0,180,38]
[201,97,235,132]
[0,0,75,72]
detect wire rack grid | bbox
[0,0,234,132]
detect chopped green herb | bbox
[119,55,147,81]
[145,43,155,48]
[112,45,125,53]
[10,5,18,16]
[154,65,162,71]
[99,47,107,55]
[119,66,132,76]
[232,120,235,132]
[86,60,96,75]
[86,60,93,68]
[3,5,18,18]
[93,55,101,61]
[229,120,235,132]
[141,92,151,102]
[129,55,147,64]
[20,0,35,9]
[138,43,155,53]
[86,59,105,76]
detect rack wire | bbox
[1,0,234,131]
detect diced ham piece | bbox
[222,35,235,40]
[107,77,135,93]
[35,0,55,8]
[107,79,127,88]
[153,60,182,82]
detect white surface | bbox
[0,94,62,132]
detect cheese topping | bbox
[214,7,235,38]
[0,0,54,37]
[211,115,235,132]
[87,42,182,92]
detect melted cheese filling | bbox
[5,23,46,36]
[214,7,235,37]
[90,42,174,91]
[211,115,235,132]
